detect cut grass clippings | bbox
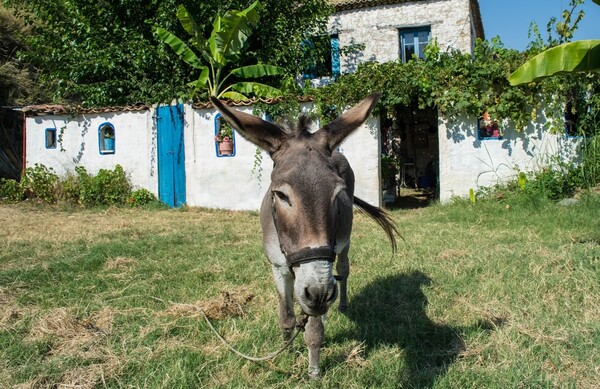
[0,196,599,388]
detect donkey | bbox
[211,93,397,378]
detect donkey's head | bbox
[211,94,381,316]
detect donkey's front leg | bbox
[304,315,324,379]
[271,265,296,342]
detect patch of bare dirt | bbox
[162,290,255,320]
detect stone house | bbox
[19,0,581,208]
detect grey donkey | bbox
[211,93,398,378]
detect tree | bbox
[0,3,47,106]
[3,0,331,106]
[156,1,284,100]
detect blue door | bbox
[157,104,186,207]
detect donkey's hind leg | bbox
[271,265,296,342]
[336,244,350,313]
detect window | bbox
[45,128,57,149]
[98,123,115,154]
[214,114,236,157]
[399,27,430,63]
[564,97,597,138]
[302,34,340,79]
[477,111,502,140]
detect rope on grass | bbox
[194,304,309,362]
[152,297,309,362]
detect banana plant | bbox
[509,39,600,85]
[509,0,600,85]
[156,1,284,100]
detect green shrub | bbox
[523,166,578,201]
[0,178,25,203]
[20,164,60,203]
[129,188,159,207]
[76,165,130,206]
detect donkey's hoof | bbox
[307,367,321,380]
[338,304,347,313]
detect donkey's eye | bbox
[273,190,291,206]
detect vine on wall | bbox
[308,38,599,136]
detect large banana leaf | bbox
[231,64,285,78]
[231,82,282,98]
[509,39,600,85]
[221,91,250,101]
[210,0,261,65]
[176,5,208,54]
[155,27,204,69]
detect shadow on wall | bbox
[331,271,504,387]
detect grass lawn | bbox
[1,195,599,388]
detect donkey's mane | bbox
[279,115,315,137]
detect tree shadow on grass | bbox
[331,271,500,387]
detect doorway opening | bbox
[381,104,439,208]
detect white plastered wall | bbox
[437,112,583,202]
[183,104,381,210]
[25,110,158,195]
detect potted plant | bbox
[479,111,501,138]
[103,127,115,151]
[215,118,234,155]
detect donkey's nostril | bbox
[303,287,312,301]
[326,283,338,303]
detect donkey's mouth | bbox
[296,280,338,316]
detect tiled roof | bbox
[18,103,150,116]
[18,97,315,116]
[330,0,484,39]
[330,0,427,11]
[192,96,313,110]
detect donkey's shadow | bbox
[331,271,481,387]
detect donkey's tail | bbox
[353,196,400,253]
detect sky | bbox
[478,0,600,51]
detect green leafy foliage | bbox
[129,188,159,207]
[19,164,59,203]
[509,40,600,85]
[156,1,285,100]
[0,177,24,202]
[0,164,145,207]
[4,0,330,106]
[75,165,130,206]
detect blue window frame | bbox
[302,34,340,79]
[214,113,236,158]
[399,27,431,63]
[98,122,115,154]
[45,128,57,149]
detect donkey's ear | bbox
[210,97,284,153]
[319,92,381,150]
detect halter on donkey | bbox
[211,93,398,378]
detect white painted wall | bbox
[183,104,381,210]
[437,113,583,202]
[25,103,381,210]
[331,0,475,72]
[25,110,158,194]
[183,105,273,211]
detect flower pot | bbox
[218,139,234,155]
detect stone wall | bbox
[331,0,475,72]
